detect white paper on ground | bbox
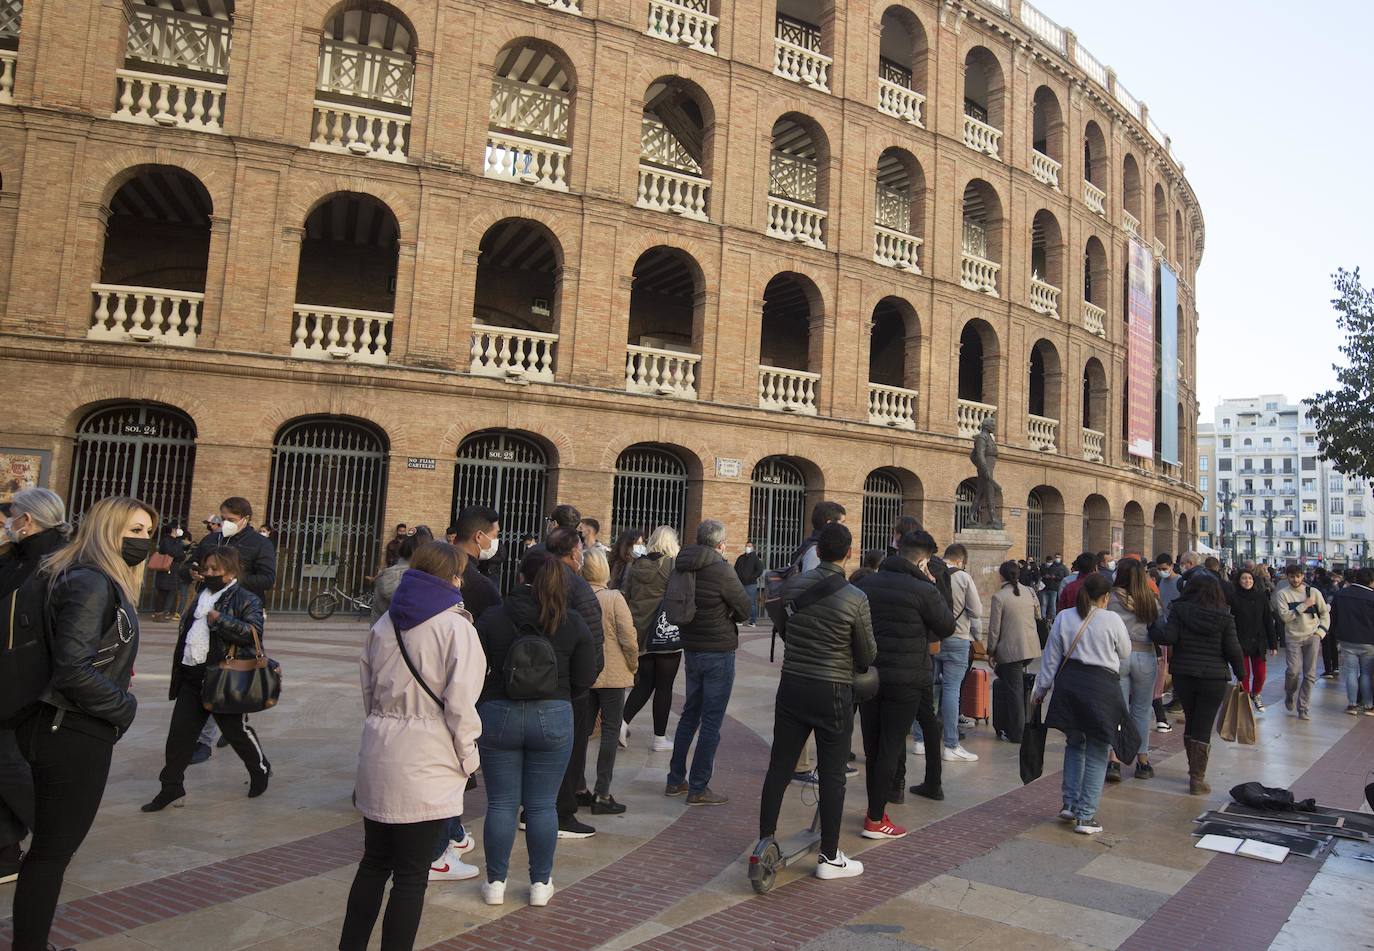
[1196,834,1243,854]
[1238,840,1290,863]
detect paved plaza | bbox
[3,617,1372,951]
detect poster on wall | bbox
[0,450,49,503]
[1127,238,1156,459]
[1160,262,1180,465]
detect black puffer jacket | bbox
[168,582,266,698]
[854,557,955,690]
[779,562,877,684]
[40,566,140,738]
[0,526,68,598]
[1332,584,1374,647]
[622,552,673,646]
[672,545,750,652]
[564,563,604,678]
[1229,584,1278,657]
[1153,599,1244,681]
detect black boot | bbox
[248,766,270,799]
[141,786,186,812]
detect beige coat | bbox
[354,605,485,824]
[591,583,639,689]
[987,583,1043,666]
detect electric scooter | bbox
[747,797,822,894]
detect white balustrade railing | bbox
[1153,237,1166,259]
[88,284,201,347]
[1083,300,1107,337]
[125,7,230,76]
[957,399,997,439]
[1031,149,1061,189]
[769,151,818,205]
[0,0,20,39]
[976,0,1009,12]
[311,100,409,160]
[1029,277,1060,317]
[759,365,819,415]
[1019,0,1066,52]
[868,383,918,430]
[484,130,571,191]
[876,77,924,127]
[1082,427,1105,462]
[521,0,581,12]
[772,37,831,92]
[1074,45,1108,88]
[960,252,1000,296]
[489,76,570,141]
[1114,81,1142,121]
[1083,180,1106,216]
[1123,209,1140,237]
[1028,414,1058,452]
[470,324,558,383]
[875,182,909,232]
[646,0,717,55]
[637,165,710,221]
[113,69,226,132]
[318,39,413,107]
[625,345,700,399]
[962,114,1001,158]
[291,304,392,365]
[641,115,701,174]
[767,196,826,248]
[873,225,922,273]
[0,49,14,104]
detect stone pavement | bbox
[3,617,1373,951]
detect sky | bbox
[1040,0,1373,419]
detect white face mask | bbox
[219,519,240,539]
[479,535,499,561]
[172,528,183,538]
[632,544,648,558]
[744,547,754,554]
[1106,560,1117,571]
[1158,567,1171,577]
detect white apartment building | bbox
[1197,395,1373,568]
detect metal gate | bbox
[612,445,687,541]
[452,431,547,594]
[953,479,976,536]
[862,470,902,556]
[266,417,388,613]
[749,457,806,571]
[1027,490,1044,562]
[69,402,198,607]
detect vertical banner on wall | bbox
[1127,238,1155,459]
[1160,262,1180,465]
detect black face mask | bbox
[203,574,228,593]
[120,536,154,567]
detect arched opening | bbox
[266,415,389,612]
[312,2,415,159]
[1031,85,1064,187]
[1083,120,1107,200]
[470,218,562,382]
[1177,401,1187,475]
[612,444,689,541]
[759,273,821,414]
[1177,512,1190,553]
[773,0,832,91]
[1174,209,1186,267]
[957,319,999,431]
[1082,357,1107,460]
[877,6,928,125]
[862,467,923,553]
[1028,486,1065,562]
[1083,235,1108,335]
[868,296,918,390]
[962,46,1004,157]
[1153,183,1169,250]
[1028,339,1062,451]
[638,77,713,220]
[1122,153,1143,230]
[954,477,977,535]
[626,246,703,399]
[768,113,828,247]
[873,147,924,272]
[116,1,234,130]
[1153,502,1174,557]
[91,166,212,347]
[1123,500,1146,555]
[1030,208,1064,315]
[749,456,810,570]
[292,192,399,364]
[485,38,574,190]
[451,430,549,594]
[1083,493,1110,551]
[961,178,1002,294]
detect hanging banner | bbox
[1127,238,1155,459]
[1160,263,1180,465]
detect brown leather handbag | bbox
[202,628,282,714]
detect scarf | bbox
[182,580,236,666]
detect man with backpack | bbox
[732,542,764,626]
[663,520,750,806]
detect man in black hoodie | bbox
[1332,567,1374,713]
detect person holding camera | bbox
[1273,563,1330,720]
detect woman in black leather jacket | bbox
[143,547,271,812]
[14,495,155,951]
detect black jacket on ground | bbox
[1332,584,1374,648]
[40,566,140,738]
[1229,584,1279,657]
[672,545,750,652]
[854,556,956,691]
[778,562,878,684]
[186,528,277,601]
[733,551,764,586]
[168,582,265,698]
[1153,600,1244,681]
[475,585,597,703]
[0,527,68,598]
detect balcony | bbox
[0,48,12,103]
[868,383,917,430]
[767,196,826,249]
[957,399,996,439]
[1029,277,1060,317]
[1083,180,1106,216]
[1028,414,1058,452]
[470,324,558,383]
[1031,150,1060,189]
[646,0,717,55]
[125,6,230,75]
[873,225,921,273]
[772,18,830,92]
[1280,487,1297,496]
[310,101,410,161]
[963,114,1001,158]
[1153,237,1166,259]
[483,130,570,191]
[759,365,819,415]
[637,165,710,221]
[112,69,225,132]
[1082,301,1106,337]
[625,345,700,400]
[318,39,413,107]
[1123,209,1140,238]
[877,77,924,127]
[521,0,581,11]
[960,252,999,296]
[88,284,201,347]
[1082,427,1105,462]
[291,305,392,365]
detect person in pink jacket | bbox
[339,542,485,951]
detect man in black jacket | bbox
[733,542,764,625]
[855,531,956,810]
[1332,567,1374,712]
[452,505,503,622]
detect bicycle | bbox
[307,583,375,620]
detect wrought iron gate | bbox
[266,418,388,612]
[612,445,687,541]
[1027,490,1044,562]
[862,470,903,556]
[749,457,806,571]
[452,431,547,594]
[953,479,976,536]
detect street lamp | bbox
[1219,485,1235,562]
[1265,512,1275,567]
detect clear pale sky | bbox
[1042,0,1372,417]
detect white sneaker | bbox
[619,722,630,749]
[912,739,926,755]
[429,844,480,881]
[958,715,976,729]
[815,850,864,880]
[652,734,674,752]
[451,832,475,855]
[529,879,555,907]
[942,745,978,762]
[481,880,506,905]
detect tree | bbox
[1307,268,1374,481]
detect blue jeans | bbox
[743,584,758,625]
[1039,588,1058,623]
[477,699,573,885]
[934,639,970,749]
[429,816,466,864]
[1119,651,1157,761]
[1342,643,1374,707]
[668,650,736,793]
[1062,731,1111,820]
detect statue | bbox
[969,416,1004,529]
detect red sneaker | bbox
[861,814,908,840]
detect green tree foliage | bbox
[1308,268,1374,481]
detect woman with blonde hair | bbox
[620,525,682,751]
[13,495,155,951]
[581,547,639,811]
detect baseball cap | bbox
[203,514,222,526]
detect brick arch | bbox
[601,439,709,484]
[958,36,1012,81]
[758,102,836,153]
[477,29,587,86]
[755,261,833,313]
[628,63,727,123]
[303,0,428,50]
[875,2,937,55]
[462,206,579,265]
[436,420,575,471]
[60,386,214,438]
[86,149,232,214]
[255,398,409,450]
[285,178,419,242]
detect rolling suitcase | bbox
[992,673,1017,740]
[960,665,991,724]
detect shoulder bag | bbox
[393,626,444,710]
[202,626,282,714]
[1020,609,1094,783]
[781,572,880,703]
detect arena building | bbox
[0,0,1203,610]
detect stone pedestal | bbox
[954,526,1015,620]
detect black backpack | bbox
[503,624,560,700]
[0,574,52,727]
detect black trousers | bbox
[623,652,682,736]
[1322,632,1340,675]
[159,664,269,790]
[11,706,114,951]
[557,692,591,820]
[995,661,1032,743]
[0,727,34,848]
[859,688,918,821]
[758,674,853,858]
[894,684,942,793]
[1172,674,1228,744]
[339,816,446,951]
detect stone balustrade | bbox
[957,399,996,438]
[1029,277,1060,317]
[868,383,917,430]
[1082,427,1105,462]
[625,345,700,399]
[521,0,581,12]
[0,49,13,103]
[1028,414,1058,452]
[767,196,826,248]
[1031,149,1060,189]
[960,252,999,296]
[772,37,830,92]
[646,0,717,54]
[483,130,571,191]
[113,69,225,132]
[291,304,393,365]
[470,324,558,383]
[873,225,921,273]
[1083,301,1107,337]
[962,114,1001,158]
[311,100,410,161]
[759,365,819,415]
[637,165,710,221]
[1083,180,1106,216]
[89,283,201,347]
[876,77,924,126]
[1124,209,1140,237]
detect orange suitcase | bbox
[960,665,991,723]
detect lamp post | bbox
[1219,485,1235,563]
[1265,512,1275,568]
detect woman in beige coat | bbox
[987,560,1044,743]
[340,542,485,951]
[583,548,639,814]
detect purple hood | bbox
[389,569,464,631]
